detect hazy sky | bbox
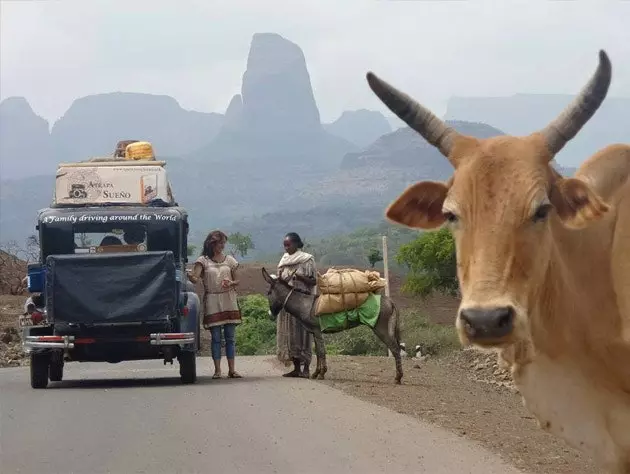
[1,0,628,127]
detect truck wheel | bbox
[30,353,50,389]
[179,351,196,384]
[49,361,64,382]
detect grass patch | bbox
[400,310,460,357]
[324,326,386,356]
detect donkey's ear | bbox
[261,267,275,285]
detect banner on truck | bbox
[54,165,173,206]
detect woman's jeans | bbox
[210,323,236,361]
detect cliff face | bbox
[221,94,243,132]
[239,32,321,136]
[0,97,52,179]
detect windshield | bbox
[73,223,148,254]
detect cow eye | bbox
[532,203,553,222]
[442,211,459,223]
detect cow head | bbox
[368,51,612,350]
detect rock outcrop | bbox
[239,32,321,136]
[325,109,392,148]
[0,97,52,180]
[192,32,355,167]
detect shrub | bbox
[235,294,277,355]
[396,227,459,298]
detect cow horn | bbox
[539,50,612,158]
[366,72,460,164]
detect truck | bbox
[22,145,200,388]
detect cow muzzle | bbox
[458,306,515,343]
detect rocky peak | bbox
[239,32,321,135]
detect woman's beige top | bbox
[190,255,241,328]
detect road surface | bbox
[0,356,526,474]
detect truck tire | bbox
[30,353,50,389]
[179,351,196,384]
[49,361,64,382]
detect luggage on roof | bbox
[125,141,155,161]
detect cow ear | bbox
[549,178,610,229]
[385,181,450,229]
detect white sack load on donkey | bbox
[315,268,387,315]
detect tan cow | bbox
[366,50,630,473]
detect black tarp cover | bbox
[46,251,176,324]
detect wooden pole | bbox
[382,235,390,297]
[382,235,392,357]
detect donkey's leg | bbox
[311,332,321,380]
[372,316,403,385]
[307,323,321,379]
[311,329,328,380]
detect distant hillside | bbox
[296,121,507,208]
[0,94,224,181]
[445,94,629,166]
[253,221,419,273]
[229,121,507,254]
[324,109,392,148]
[0,98,52,179]
[50,92,224,162]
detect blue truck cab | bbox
[23,150,200,388]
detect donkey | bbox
[261,267,404,384]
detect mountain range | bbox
[0,32,625,254]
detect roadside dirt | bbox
[310,353,598,474]
[0,295,28,367]
[1,265,598,473]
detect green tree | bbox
[187,244,196,257]
[396,227,458,298]
[228,232,255,258]
[367,248,383,268]
[235,294,277,355]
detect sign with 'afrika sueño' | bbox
[54,164,173,206]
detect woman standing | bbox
[276,232,318,378]
[188,230,242,379]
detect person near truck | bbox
[276,232,317,378]
[23,293,45,325]
[187,230,242,379]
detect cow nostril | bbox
[496,307,514,328]
[459,306,515,339]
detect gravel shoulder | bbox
[311,354,598,474]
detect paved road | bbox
[0,356,525,474]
